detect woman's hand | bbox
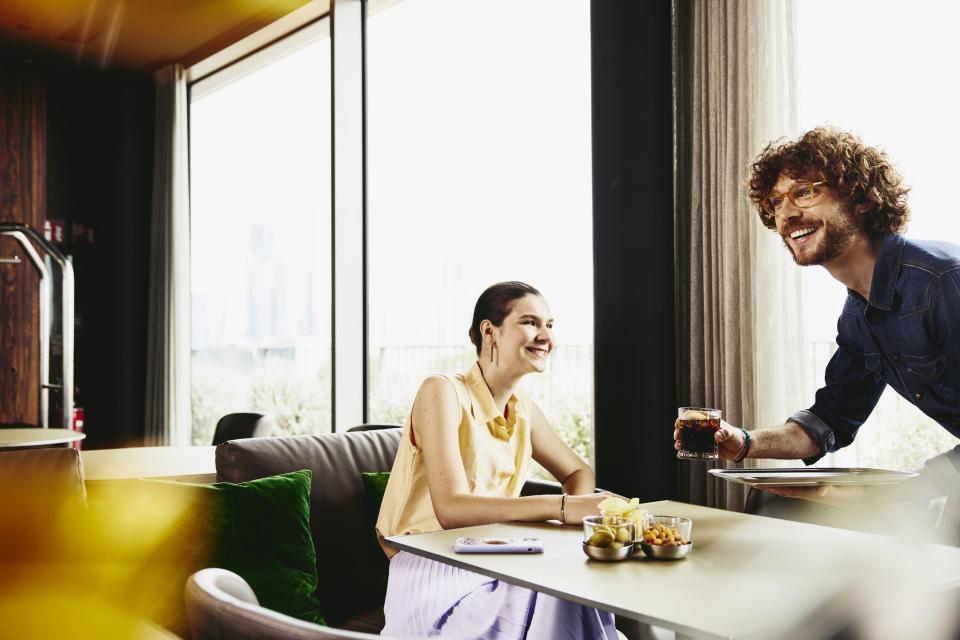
[562,492,622,525]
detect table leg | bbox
[616,617,678,640]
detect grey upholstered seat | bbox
[211,428,567,637]
[0,446,86,503]
[215,429,402,632]
[211,412,276,445]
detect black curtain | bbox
[591,0,677,500]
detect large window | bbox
[189,25,332,444]
[366,0,594,462]
[796,1,960,470]
[186,2,595,454]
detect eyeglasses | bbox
[762,181,827,217]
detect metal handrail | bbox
[0,223,74,429]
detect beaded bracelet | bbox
[560,493,568,523]
[732,427,752,463]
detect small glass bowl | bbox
[582,515,634,562]
[637,515,692,560]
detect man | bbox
[678,127,960,513]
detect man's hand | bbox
[762,484,866,506]
[673,419,745,460]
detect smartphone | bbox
[454,537,544,554]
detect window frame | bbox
[183,2,668,496]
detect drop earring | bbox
[489,338,500,366]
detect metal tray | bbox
[709,467,917,487]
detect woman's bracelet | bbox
[560,493,568,523]
[732,427,752,463]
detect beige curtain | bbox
[145,64,191,446]
[675,0,807,509]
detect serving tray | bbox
[709,467,917,487]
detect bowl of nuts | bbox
[637,515,692,560]
[582,515,635,561]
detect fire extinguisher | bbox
[72,386,84,450]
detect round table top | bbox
[0,428,85,448]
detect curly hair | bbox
[747,126,910,240]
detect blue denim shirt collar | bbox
[859,233,905,311]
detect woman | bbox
[376,281,618,639]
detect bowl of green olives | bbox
[582,515,635,562]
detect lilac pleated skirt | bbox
[382,551,618,640]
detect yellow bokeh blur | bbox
[0,469,211,638]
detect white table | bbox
[387,500,960,639]
[0,428,85,449]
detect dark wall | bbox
[46,66,154,449]
[0,52,153,447]
[591,0,677,499]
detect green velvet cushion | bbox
[361,471,391,516]
[197,469,323,625]
[126,469,324,632]
[361,471,391,596]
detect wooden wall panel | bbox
[0,64,46,425]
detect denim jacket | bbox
[789,234,960,478]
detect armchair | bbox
[185,568,392,640]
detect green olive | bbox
[587,530,614,547]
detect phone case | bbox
[454,536,544,554]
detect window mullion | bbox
[331,0,368,432]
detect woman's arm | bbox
[528,400,596,495]
[416,376,607,529]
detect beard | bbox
[781,205,862,266]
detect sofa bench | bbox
[214,428,401,632]
[202,428,561,637]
